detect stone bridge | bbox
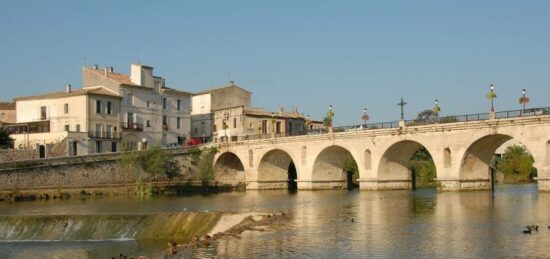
[212,112,550,192]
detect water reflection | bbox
[0,184,549,258]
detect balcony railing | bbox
[121,122,143,131]
[88,131,121,139]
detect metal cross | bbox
[397,97,407,120]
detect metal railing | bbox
[120,122,143,131]
[334,107,549,132]
[88,131,121,139]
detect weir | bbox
[0,212,220,242]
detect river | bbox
[0,184,549,258]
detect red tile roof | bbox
[15,86,121,101]
[0,102,15,110]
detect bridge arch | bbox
[376,140,438,189]
[213,152,246,184]
[458,133,539,180]
[257,149,299,190]
[311,145,360,189]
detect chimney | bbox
[278,107,284,116]
[109,66,114,73]
[104,67,108,76]
[66,84,72,93]
[93,64,98,70]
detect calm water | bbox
[1,184,549,258]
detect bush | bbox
[197,147,218,181]
[496,145,535,182]
[119,145,180,180]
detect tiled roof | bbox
[194,84,252,95]
[86,67,138,86]
[162,86,193,96]
[0,102,15,110]
[15,86,121,101]
[244,109,304,119]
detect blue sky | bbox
[1,1,549,125]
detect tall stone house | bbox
[10,85,122,157]
[0,102,16,126]
[82,64,192,149]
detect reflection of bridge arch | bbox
[376,140,437,189]
[257,149,298,190]
[310,145,359,189]
[213,152,245,184]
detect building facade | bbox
[190,83,251,142]
[0,102,16,126]
[10,85,122,157]
[82,64,192,149]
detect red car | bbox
[186,138,203,146]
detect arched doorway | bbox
[213,152,245,185]
[377,140,437,190]
[312,145,359,189]
[257,149,298,191]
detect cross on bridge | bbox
[397,97,407,120]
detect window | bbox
[147,100,151,108]
[111,142,117,153]
[177,100,181,111]
[64,103,69,114]
[127,93,134,106]
[64,125,70,131]
[163,116,168,125]
[261,120,267,134]
[96,141,102,153]
[146,120,151,128]
[96,100,101,114]
[0,112,5,121]
[40,106,47,120]
[76,124,80,132]
[177,117,181,129]
[233,118,237,128]
[127,113,134,124]
[163,98,167,110]
[107,101,112,114]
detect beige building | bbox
[213,106,306,142]
[10,85,121,157]
[83,64,192,148]
[190,83,252,142]
[0,102,16,126]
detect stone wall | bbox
[0,149,198,191]
[0,149,38,162]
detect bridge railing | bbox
[334,106,550,132]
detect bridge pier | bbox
[246,180,289,190]
[358,179,411,190]
[296,180,346,190]
[537,178,550,191]
[437,179,491,191]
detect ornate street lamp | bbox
[362,108,369,128]
[487,83,497,112]
[325,105,334,128]
[432,99,441,117]
[518,89,529,115]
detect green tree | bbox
[0,128,13,149]
[343,157,359,187]
[496,144,535,182]
[410,147,437,186]
[197,147,218,182]
[140,146,180,179]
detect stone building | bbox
[0,102,16,126]
[9,85,122,157]
[82,64,192,148]
[190,82,251,142]
[212,106,306,142]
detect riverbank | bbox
[0,180,245,202]
[145,211,289,258]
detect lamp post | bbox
[362,108,369,128]
[306,114,311,133]
[519,89,529,115]
[271,112,275,135]
[487,84,496,112]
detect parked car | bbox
[186,138,203,146]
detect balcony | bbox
[121,122,143,132]
[88,131,121,139]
